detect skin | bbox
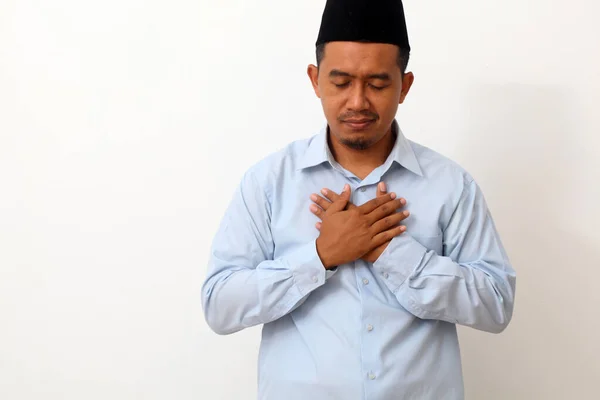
[311,182,409,263]
[307,41,414,179]
[306,42,415,266]
[308,184,409,269]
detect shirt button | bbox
[368,373,376,380]
[362,278,369,285]
[312,276,318,283]
[367,324,374,331]
[383,272,389,279]
[360,187,366,192]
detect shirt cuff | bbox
[285,240,334,296]
[373,234,428,293]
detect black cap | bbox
[315,0,410,51]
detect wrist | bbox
[316,238,335,269]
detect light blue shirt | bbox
[202,121,516,400]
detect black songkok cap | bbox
[315,0,410,52]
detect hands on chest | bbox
[309,182,410,269]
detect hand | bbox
[311,184,409,269]
[310,182,409,263]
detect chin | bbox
[343,140,371,150]
[339,134,375,150]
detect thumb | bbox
[328,184,351,213]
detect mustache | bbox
[338,111,379,122]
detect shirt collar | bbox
[297,120,423,176]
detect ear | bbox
[307,64,321,99]
[399,71,414,104]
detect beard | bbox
[340,138,376,150]
[340,136,376,150]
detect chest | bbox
[269,166,450,259]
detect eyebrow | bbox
[329,69,391,81]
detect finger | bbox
[370,210,410,234]
[315,222,322,231]
[320,188,339,203]
[376,182,387,197]
[327,184,351,213]
[358,192,397,214]
[366,198,407,224]
[310,193,332,211]
[309,204,325,220]
[321,188,358,209]
[371,225,406,248]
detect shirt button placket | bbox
[361,292,380,388]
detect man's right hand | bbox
[314,184,408,269]
[312,182,406,263]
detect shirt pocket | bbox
[410,233,444,255]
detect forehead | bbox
[321,42,400,76]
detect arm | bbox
[201,170,330,335]
[373,178,516,333]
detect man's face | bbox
[308,42,414,150]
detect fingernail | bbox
[310,194,318,201]
[404,211,410,217]
[401,198,406,205]
[321,189,328,195]
[343,184,350,192]
[310,204,318,212]
[379,182,386,192]
[400,226,407,232]
[390,192,397,199]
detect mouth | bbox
[342,119,376,130]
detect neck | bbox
[328,126,396,180]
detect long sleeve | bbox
[373,178,516,333]
[201,170,331,335]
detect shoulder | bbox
[408,140,488,226]
[407,139,484,208]
[410,140,475,187]
[247,135,313,178]
[240,134,316,196]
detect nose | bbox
[347,84,370,111]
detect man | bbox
[202,0,516,399]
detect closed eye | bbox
[334,82,350,88]
[369,84,388,90]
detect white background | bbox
[1,1,599,399]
